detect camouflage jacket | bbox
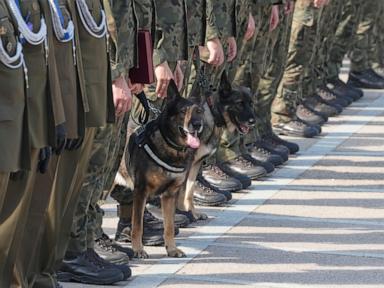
[152,0,188,67]
[106,0,138,80]
[206,0,236,40]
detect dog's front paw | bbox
[193,211,208,221]
[134,249,149,259]
[167,248,186,258]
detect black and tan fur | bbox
[179,72,256,220]
[126,80,205,258]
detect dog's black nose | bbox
[192,121,202,131]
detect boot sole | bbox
[57,272,123,285]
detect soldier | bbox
[271,0,329,138]
[55,1,139,284]
[1,0,69,286]
[28,0,120,286]
[246,0,300,158]
[0,0,29,286]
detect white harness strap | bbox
[143,144,185,173]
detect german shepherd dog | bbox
[127,80,205,258]
[179,72,256,220]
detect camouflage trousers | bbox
[312,1,343,87]
[271,0,319,124]
[326,0,364,80]
[67,114,129,252]
[255,7,293,138]
[230,4,272,150]
[350,0,381,72]
[371,2,384,70]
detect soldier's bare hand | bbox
[155,61,174,98]
[244,13,256,41]
[270,5,280,31]
[313,0,327,8]
[112,75,131,117]
[174,62,184,91]
[227,37,237,62]
[206,37,224,66]
[128,78,144,95]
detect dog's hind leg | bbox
[131,188,149,259]
[162,194,186,258]
[183,162,208,221]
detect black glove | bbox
[65,137,84,151]
[54,123,67,155]
[38,147,52,174]
[10,170,27,181]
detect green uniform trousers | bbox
[350,0,381,72]
[326,0,363,80]
[257,7,293,138]
[0,149,39,288]
[67,114,128,253]
[33,128,97,288]
[271,0,319,124]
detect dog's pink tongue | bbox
[186,133,200,149]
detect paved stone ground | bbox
[64,86,384,288]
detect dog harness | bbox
[134,121,188,173]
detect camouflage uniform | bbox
[256,3,294,138]
[326,0,364,81]
[350,0,381,73]
[241,2,272,146]
[67,0,138,253]
[271,0,320,125]
[371,1,384,71]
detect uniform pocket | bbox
[0,16,17,57]
[20,0,42,32]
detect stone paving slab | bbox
[64,89,384,288]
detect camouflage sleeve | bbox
[106,0,137,81]
[206,0,220,40]
[152,0,188,67]
[133,0,153,29]
[206,0,236,40]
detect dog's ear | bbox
[219,71,232,98]
[188,78,205,105]
[166,79,181,104]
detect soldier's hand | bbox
[284,0,294,14]
[174,61,184,91]
[313,0,327,8]
[270,5,280,31]
[206,37,224,66]
[244,13,256,41]
[227,37,237,62]
[54,123,67,155]
[155,61,174,98]
[113,75,132,117]
[65,138,84,151]
[128,78,144,95]
[38,147,52,174]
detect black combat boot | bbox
[57,251,124,285]
[200,165,243,192]
[246,143,284,166]
[95,233,134,259]
[193,179,229,206]
[296,104,327,126]
[218,156,267,180]
[264,132,300,154]
[86,248,131,280]
[348,69,384,90]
